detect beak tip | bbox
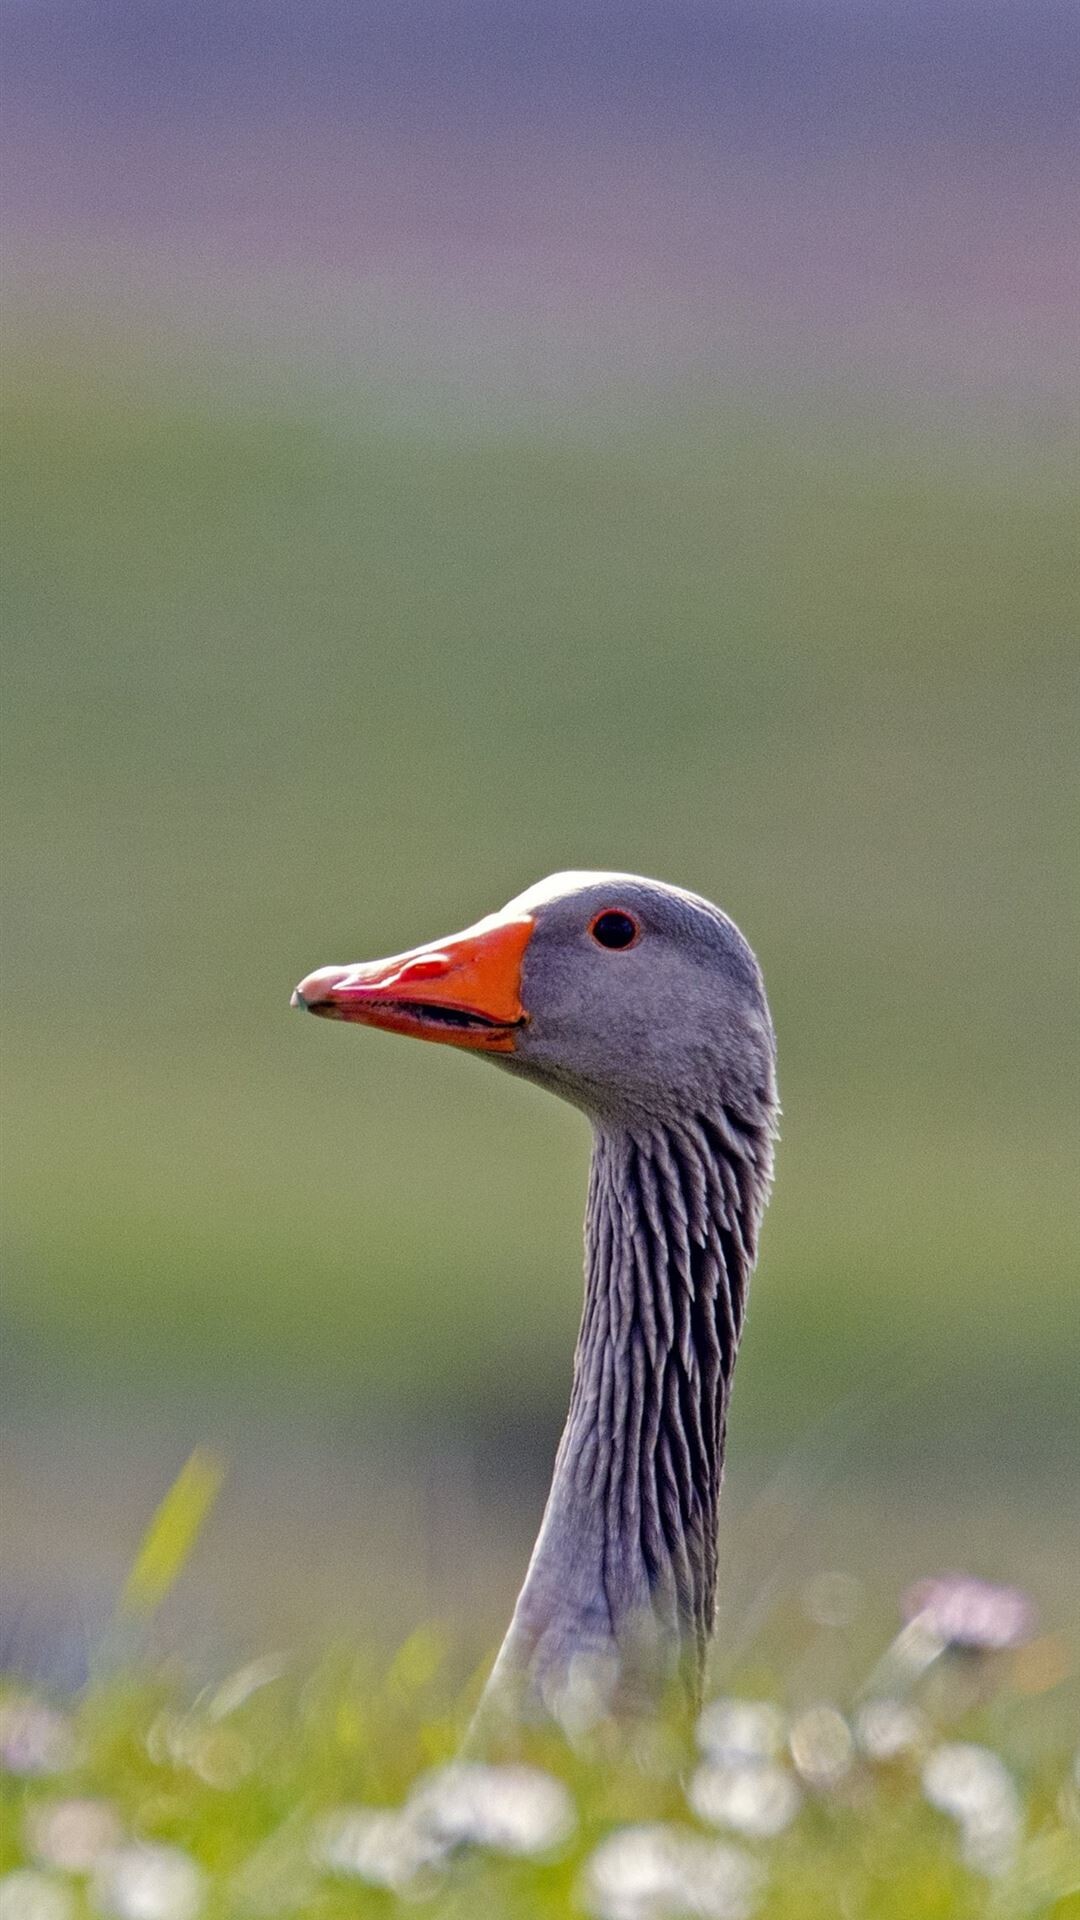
[290,988,307,1011]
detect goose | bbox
[292,872,777,1723]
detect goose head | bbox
[292,870,775,1130]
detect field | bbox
[2,314,1078,1915]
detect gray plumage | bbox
[293,871,778,1725]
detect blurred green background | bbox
[2,1,1078,1669]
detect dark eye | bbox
[590,909,640,951]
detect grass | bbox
[2,1605,1078,1916]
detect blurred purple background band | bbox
[4,0,1077,411]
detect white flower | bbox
[26,1799,123,1872]
[689,1760,801,1839]
[314,1762,574,1890]
[922,1743,1021,1879]
[409,1762,575,1855]
[583,1823,764,1920]
[0,1871,76,1920]
[788,1706,853,1789]
[313,1807,444,1891]
[923,1743,1017,1823]
[853,1699,927,1762]
[91,1845,205,1920]
[696,1700,786,1765]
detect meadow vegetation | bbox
[2,338,1077,1915]
[1,1467,1077,1919]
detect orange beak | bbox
[291,909,535,1053]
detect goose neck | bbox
[492,1107,769,1716]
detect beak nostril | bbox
[395,954,452,984]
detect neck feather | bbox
[487,1102,772,1719]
